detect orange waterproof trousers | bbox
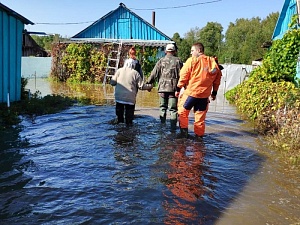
[178,93,209,137]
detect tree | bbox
[261,12,280,42]
[198,22,223,57]
[173,23,224,62]
[31,34,68,51]
[172,33,191,62]
[223,13,279,64]
[184,27,200,44]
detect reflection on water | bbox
[25,78,234,112]
[26,78,160,108]
[162,141,210,224]
[0,78,298,224]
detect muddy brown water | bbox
[0,78,299,224]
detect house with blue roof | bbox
[71,2,174,48]
[0,3,34,104]
[68,3,175,85]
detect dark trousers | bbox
[159,93,178,131]
[183,96,208,111]
[159,93,178,122]
[116,102,135,125]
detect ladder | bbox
[103,42,122,99]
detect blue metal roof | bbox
[272,0,298,40]
[72,3,172,41]
[0,3,34,25]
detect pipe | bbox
[7,93,10,108]
[152,11,155,27]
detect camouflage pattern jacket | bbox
[147,54,183,93]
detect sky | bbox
[0,0,284,38]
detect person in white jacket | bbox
[110,58,152,126]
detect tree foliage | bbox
[134,46,159,78]
[220,13,279,64]
[172,32,191,62]
[198,22,223,57]
[253,28,300,83]
[31,34,68,50]
[170,13,277,64]
[225,18,300,164]
[59,43,107,83]
[172,22,223,62]
[51,43,159,83]
[226,23,300,121]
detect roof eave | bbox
[0,3,34,25]
[68,38,174,46]
[72,3,172,41]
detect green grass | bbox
[0,93,76,130]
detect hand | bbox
[175,91,180,98]
[210,94,216,101]
[147,84,153,92]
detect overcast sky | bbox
[0,0,284,38]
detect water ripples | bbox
[0,105,299,224]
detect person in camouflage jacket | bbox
[147,44,183,131]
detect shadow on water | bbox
[0,104,266,224]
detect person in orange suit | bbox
[175,43,222,139]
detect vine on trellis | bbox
[51,43,160,84]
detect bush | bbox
[0,91,75,130]
[225,20,300,165]
[266,106,300,165]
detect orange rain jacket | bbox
[177,55,222,98]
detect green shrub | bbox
[0,91,75,130]
[225,18,300,165]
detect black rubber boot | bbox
[176,128,188,139]
[116,103,124,123]
[170,120,177,132]
[194,135,203,141]
[125,119,133,127]
[160,115,166,124]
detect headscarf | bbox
[123,58,136,69]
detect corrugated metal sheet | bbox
[272,0,297,40]
[0,3,33,103]
[72,3,172,42]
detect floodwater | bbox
[0,78,299,225]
